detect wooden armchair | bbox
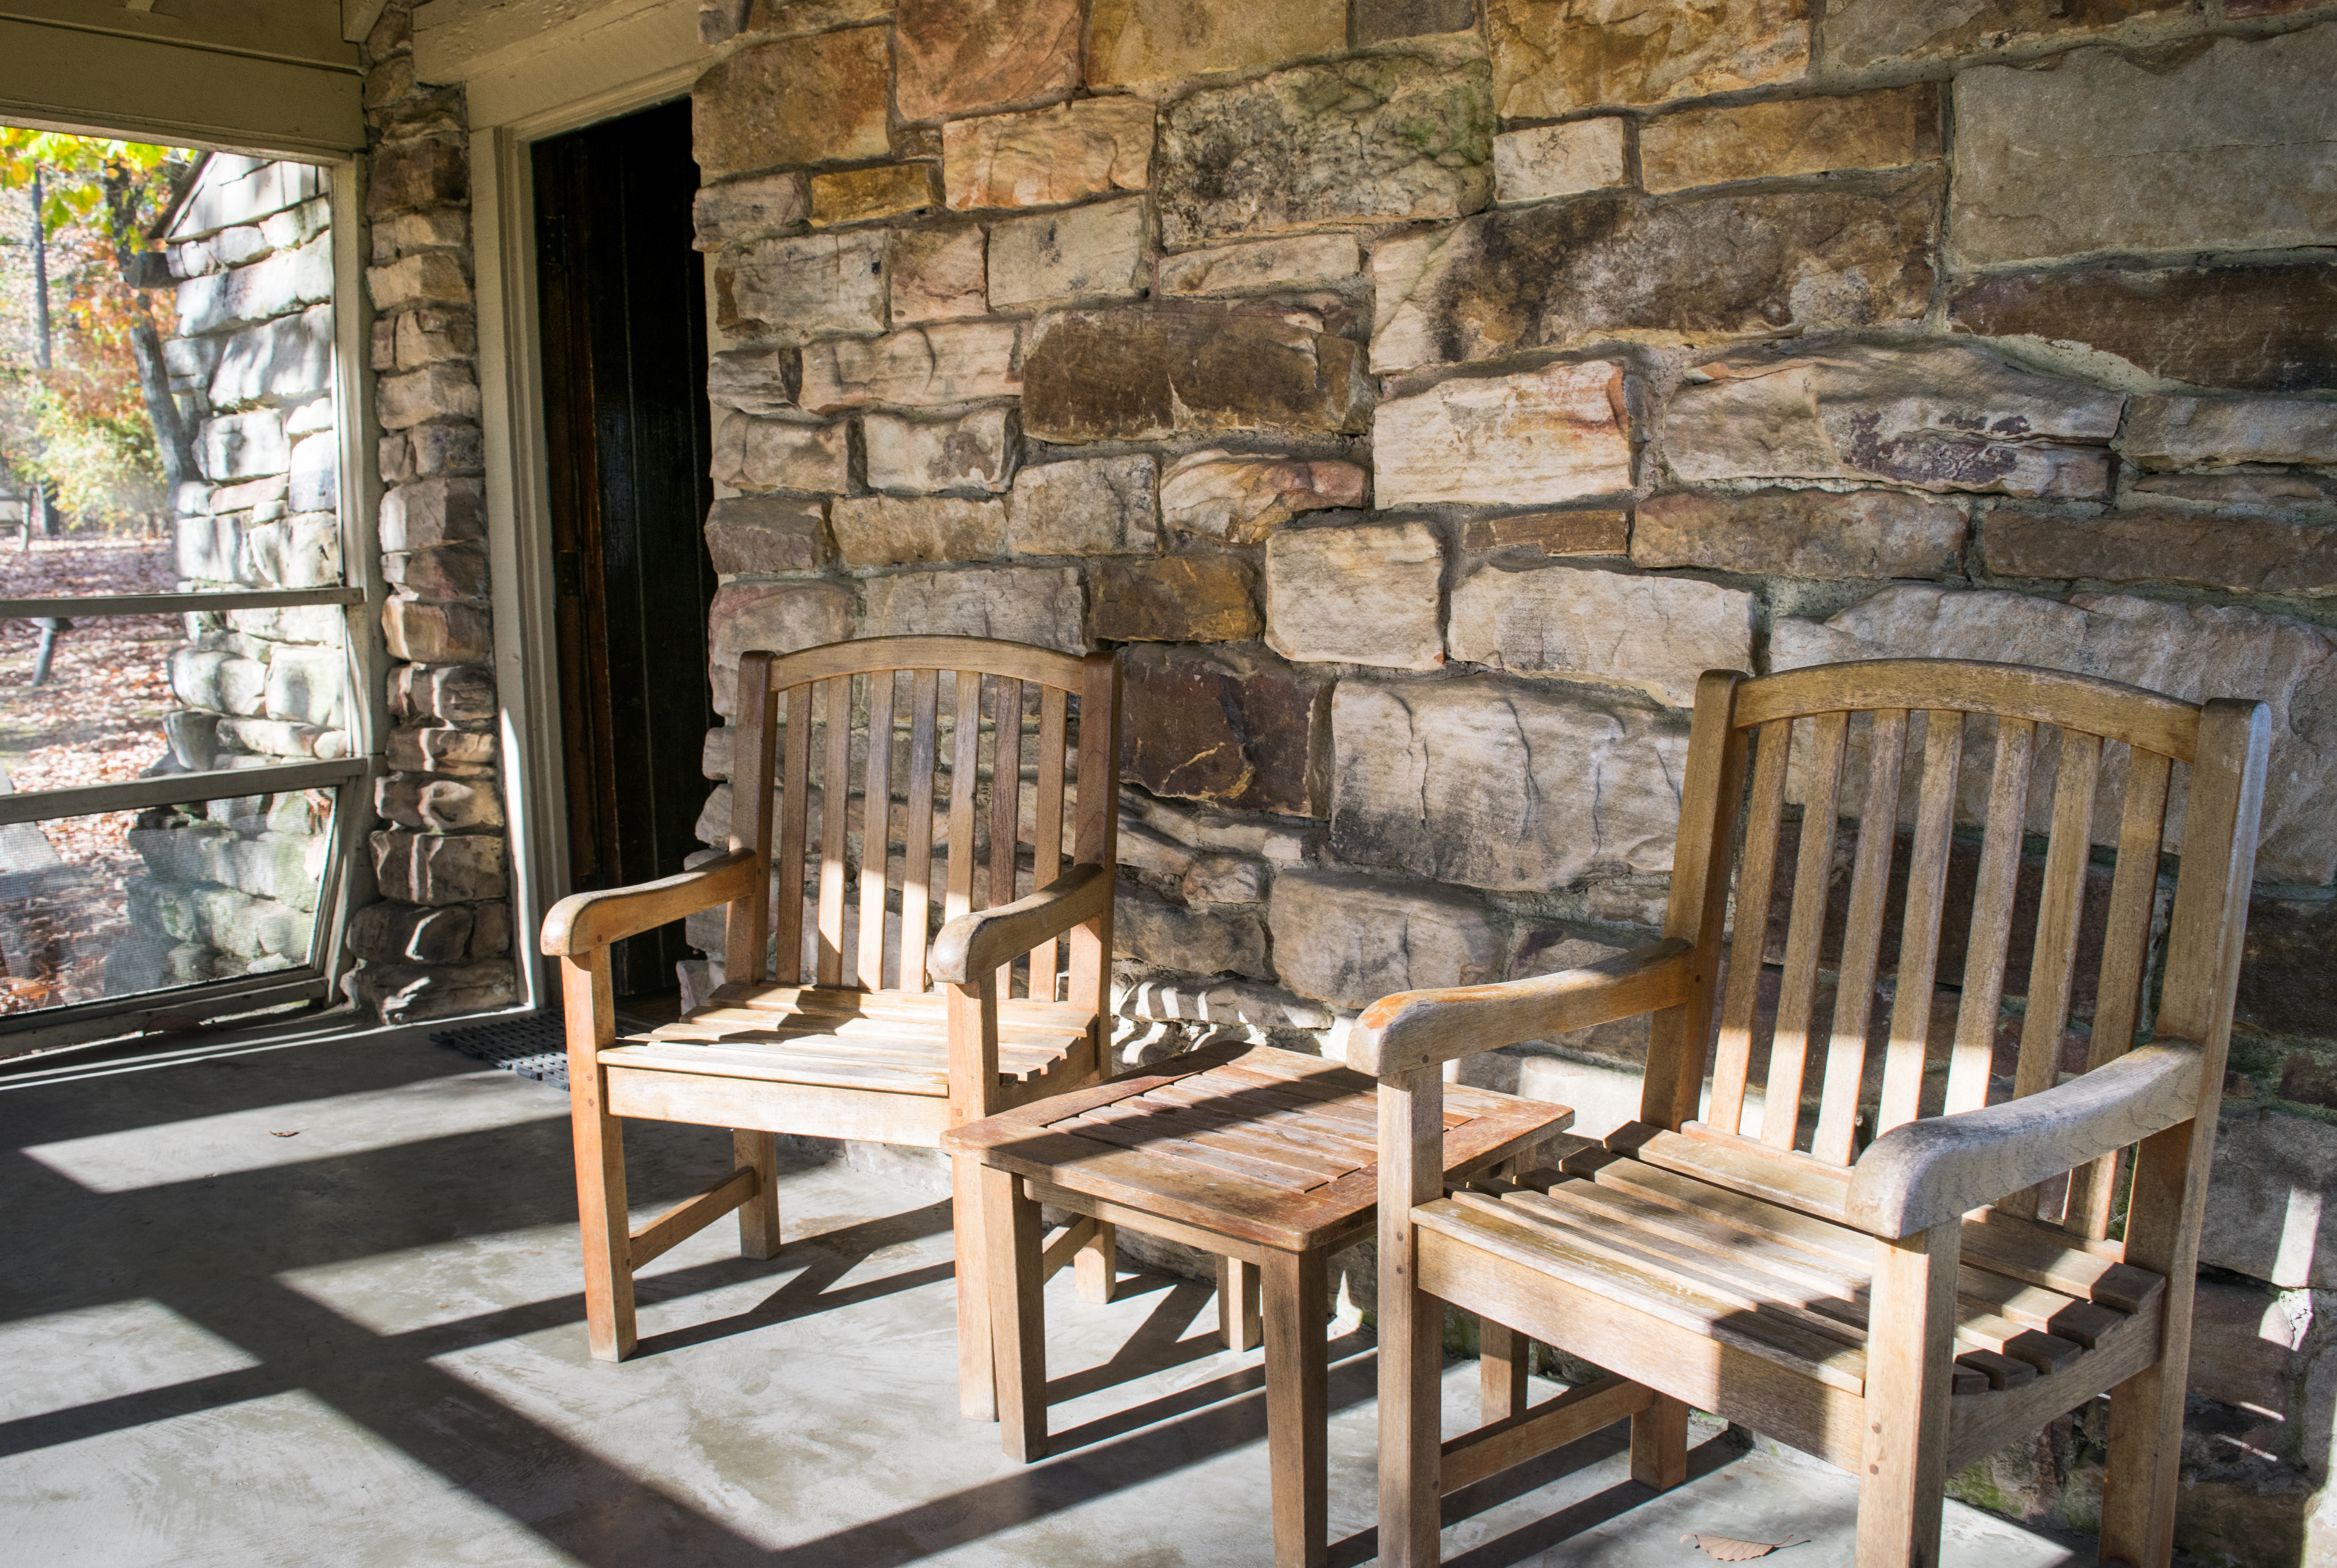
[541,636,1121,1419]
[1353,659,2270,1568]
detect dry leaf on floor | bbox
[268,1130,301,1138]
[1682,1533,1809,1561]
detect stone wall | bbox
[128,157,349,994]
[679,1,2337,1560]
[351,1,516,1022]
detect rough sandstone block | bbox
[392,309,476,372]
[209,305,335,409]
[1357,0,1478,40]
[1821,0,2187,71]
[894,0,1082,121]
[1121,642,1327,816]
[383,542,489,601]
[383,597,492,663]
[692,173,807,251]
[2127,470,2337,514]
[692,29,891,179]
[861,407,1018,495]
[379,477,485,552]
[714,229,887,341]
[1948,263,2337,394]
[370,829,507,905]
[2202,1109,2337,1288]
[800,321,1021,410]
[1982,510,2337,599]
[1488,0,1807,118]
[367,139,467,217]
[708,580,855,714]
[710,413,850,493]
[1158,451,1367,544]
[348,899,476,965]
[351,959,518,1025]
[1156,234,1362,297]
[1771,585,2337,884]
[1153,54,1493,248]
[831,495,1010,567]
[1093,556,1259,643]
[1632,490,1966,579]
[1665,342,2122,499]
[376,773,506,833]
[2238,896,2337,1046]
[1115,883,1272,980]
[888,228,988,322]
[377,364,481,430]
[1089,0,1345,87]
[1371,174,1939,373]
[199,411,289,483]
[1493,118,1627,205]
[1374,360,1630,509]
[366,252,470,312]
[810,165,937,228]
[388,663,496,724]
[707,347,798,416]
[1007,454,1157,556]
[1264,520,1444,671]
[1951,27,2337,268]
[1022,303,1368,444]
[1330,675,1690,892]
[1446,562,1755,706]
[857,566,1085,652]
[943,98,1154,211]
[2122,395,2337,471]
[1462,511,1630,556]
[988,198,1149,309]
[1639,83,1939,194]
[707,496,827,574]
[1268,868,1501,1009]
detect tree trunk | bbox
[129,322,191,495]
[29,165,50,370]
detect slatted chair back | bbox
[1640,659,2253,1241]
[724,636,1121,1014]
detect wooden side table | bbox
[942,1042,1573,1568]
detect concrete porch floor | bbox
[2,1024,2099,1567]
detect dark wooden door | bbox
[534,99,715,996]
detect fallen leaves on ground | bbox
[1683,1534,1810,1561]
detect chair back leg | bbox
[733,1129,781,1260]
[1631,1394,1690,1489]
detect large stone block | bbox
[1821,0,2186,71]
[199,411,289,483]
[1640,83,1938,194]
[1268,868,1502,1009]
[706,347,798,417]
[388,663,496,725]
[1331,675,1690,891]
[706,496,827,574]
[376,773,506,833]
[367,140,466,218]
[1948,263,2337,394]
[1157,234,1362,298]
[1115,883,1271,979]
[1093,555,1259,643]
[1371,174,1938,374]
[2239,896,2337,1046]
[710,413,850,493]
[692,28,891,179]
[2123,396,2337,471]
[988,198,1148,309]
[889,228,987,323]
[1374,360,1630,508]
[1984,510,2337,599]
[943,98,1154,211]
[895,0,1082,121]
[2203,1109,2337,1289]
[691,173,807,251]
[831,495,1010,566]
[714,230,888,341]
[370,829,508,905]
[1023,303,1369,444]
[379,477,485,552]
[1153,53,1492,249]
[808,165,938,229]
[347,900,476,965]
[377,364,481,430]
[800,322,1021,410]
[174,234,333,336]
[1122,642,1327,816]
[1006,454,1157,556]
[286,433,337,514]
[862,407,1017,495]
[708,580,855,714]
[391,309,475,372]
[1462,510,1630,557]
[1951,27,2337,268]
[857,566,1085,652]
[1264,520,1444,671]
[209,304,335,408]
[366,252,469,313]
[1633,489,1966,580]
[1448,562,1755,706]
[1493,118,1627,205]
[1159,451,1366,545]
[383,597,491,663]
[1089,0,1346,86]
[1772,585,2337,884]
[1488,0,1808,118]
[383,542,489,601]
[1665,342,2122,500]
[386,722,497,775]
[351,959,518,1025]
[247,513,343,589]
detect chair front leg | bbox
[733,1130,781,1260]
[562,951,636,1361]
[946,977,1005,1421]
[1857,1224,1961,1568]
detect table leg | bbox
[981,1164,1048,1461]
[1264,1248,1329,1568]
[1218,1254,1263,1352]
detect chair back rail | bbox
[722,637,1118,1013]
[1657,659,2235,1243]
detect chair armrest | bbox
[1844,1038,2206,1239]
[540,849,759,957]
[929,862,1112,985]
[1346,938,1697,1078]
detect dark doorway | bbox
[534,99,715,997]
